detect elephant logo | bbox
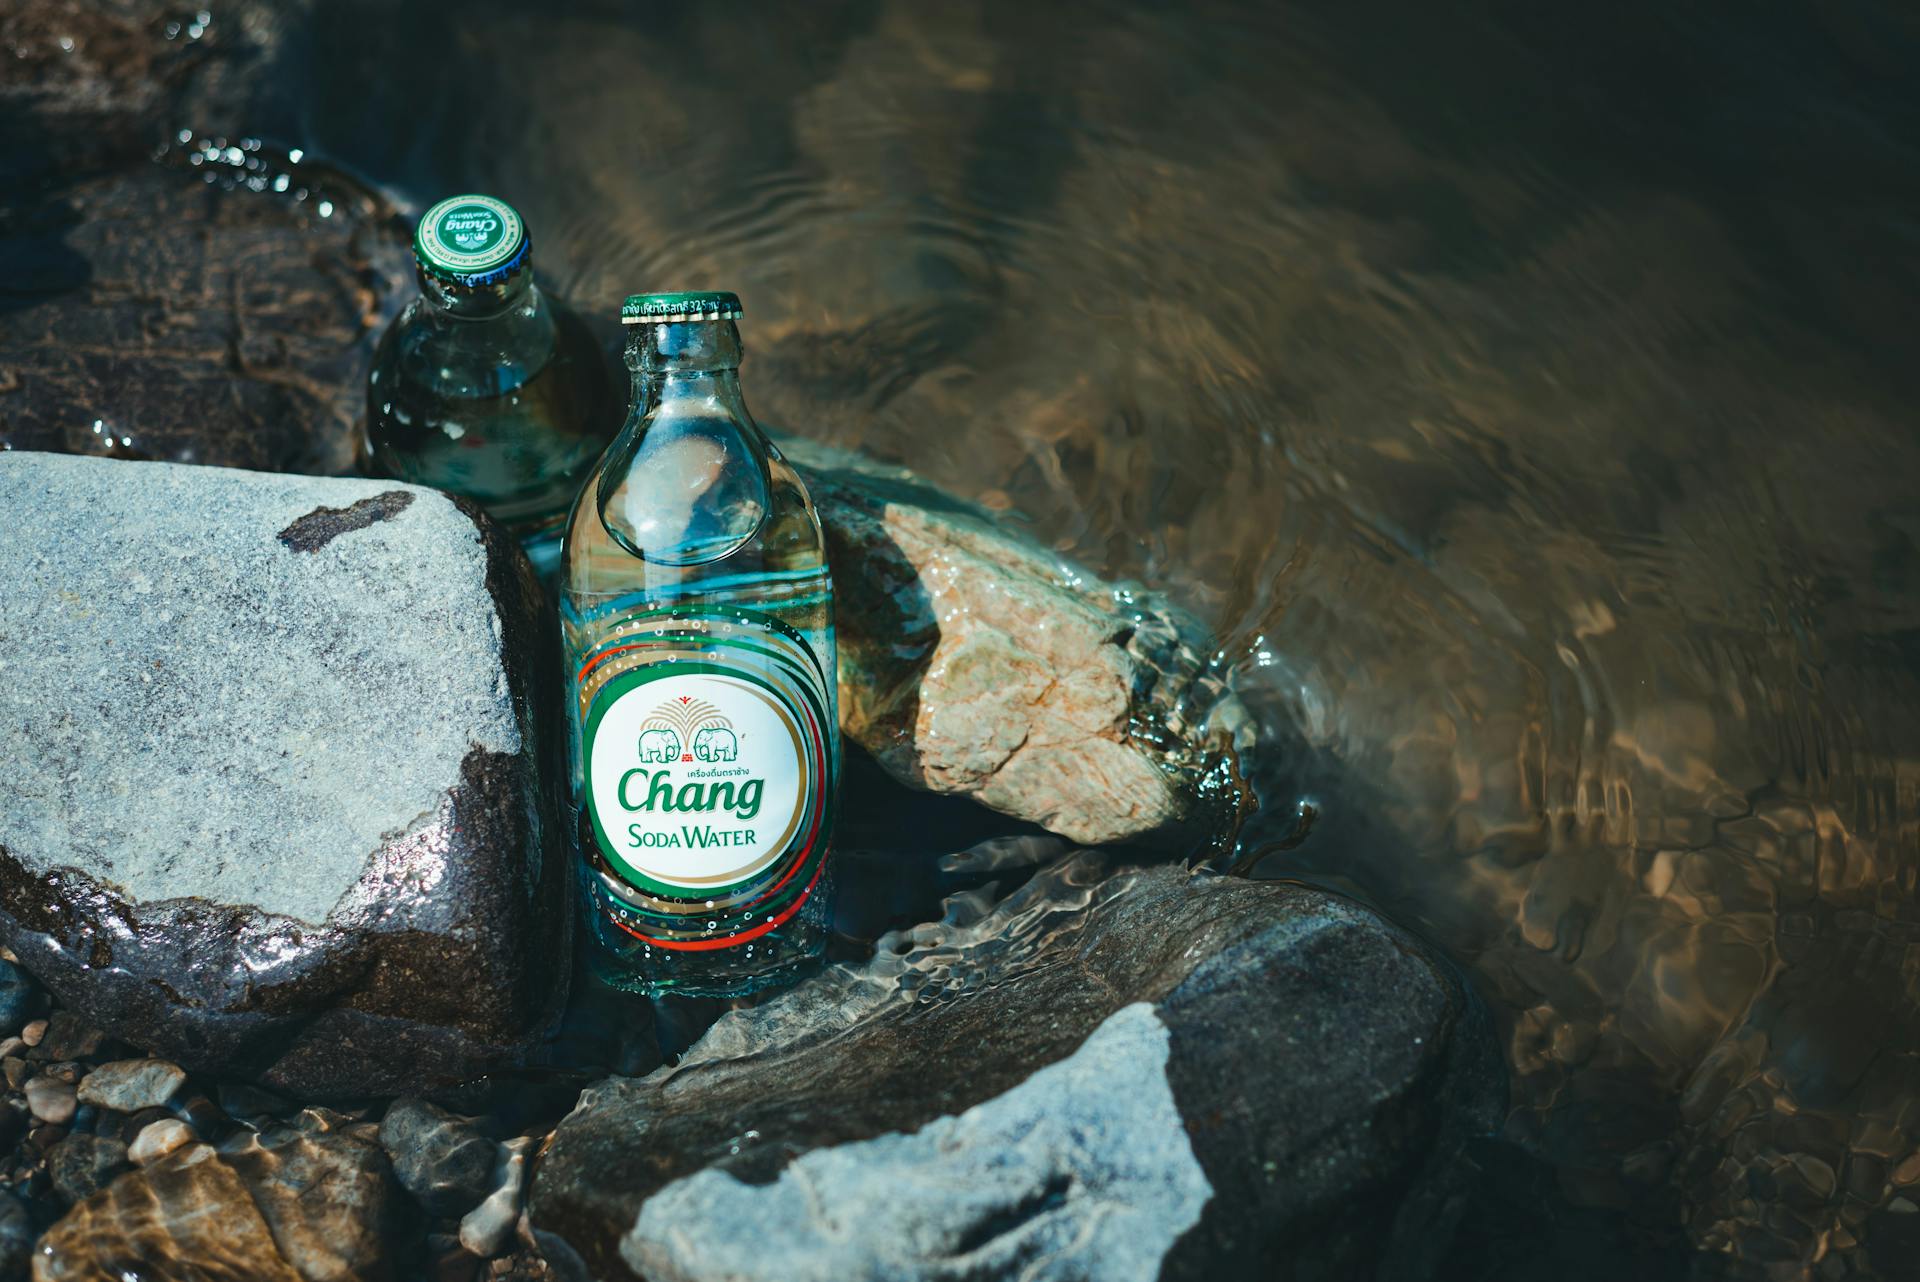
[693,726,738,762]
[637,728,681,763]
[640,694,736,766]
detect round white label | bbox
[584,671,810,891]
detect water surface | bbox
[222,1,1920,1274]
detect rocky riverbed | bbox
[0,2,1744,1279]
[0,832,1503,1282]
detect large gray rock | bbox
[0,452,566,1096]
[787,441,1236,849]
[530,855,1503,1281]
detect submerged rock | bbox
[33,1129,400,1282]
[74,1059,186,1113]
[459,1136,535,1259]
[48,1133,130,1208]
[530,856,1503,1281]
[378,1098,499,1218]
[0,0,409,476]
[787,442,1232,848]
[0,452,566,1097]
[0,964,43,1037]
[0,162,409,476]
[0,1192,29,1282]
[127,1118,194,1165]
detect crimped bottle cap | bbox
[621,291,744,324]
[414,194,529,287]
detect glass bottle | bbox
[561,291,838,998]
[365,193,613,581]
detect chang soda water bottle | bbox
[562,291,837,997]
[366,193,612,580]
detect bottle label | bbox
[576,606,833,947]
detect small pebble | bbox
[0,1039,22,1061]
[24,1075,76,1125]
[77,1058,188,1113]
[29,1123,67,1152]
[1,1057,26,1090]
[127,1117,196,1165]
[19,1020,46,1048]
[458,1136,533,1258]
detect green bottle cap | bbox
[621,291,744,324]
[414,194,529,287]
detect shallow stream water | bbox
[35,1,1920,1276]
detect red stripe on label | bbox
[611,857,827,952]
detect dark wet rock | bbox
[48,1132,130,1207]
[379,1097,500,1217]
[0,962,45,1035]
[531,855,1503,1282]
[217,1083,294,1126]
[783,440,1237,849]
[1,0,409,477]
[0,453,566,1097]
[0,161,410,476]
[76,1058,187,1112]
[0,0,200,171]
[0,1191,29,1282]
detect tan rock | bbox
[128,1118,195,1165]
[33,1143,303,1282]
[790,443,1213,846]
[32,1129,399,1282]
[23,1076,74,1125]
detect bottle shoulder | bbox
[373,285,562,398]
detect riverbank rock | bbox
[530,855,1504,1281]
[0,452,565,1097]
[1,0,406,476]
[32,1129,400,1282]
[784,441,1234,848]
[0,160,409,476]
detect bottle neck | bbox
[421,266,536,320]
[625,319,747,416]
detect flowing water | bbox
[85,0,1920,1275]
